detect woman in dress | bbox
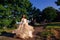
[12,15,34,39]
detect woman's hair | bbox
[22,15,26,18]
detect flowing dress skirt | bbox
[12,23,34,39]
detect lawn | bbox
[46,22,60,29]
[46,26,60,29]
[0,22,60,40]
[0,28,15,35]
[0,22,60,32]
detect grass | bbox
[46,22,60,29]
[47,24,60,26]
[0,28,16,34]
[0,22,60,34]
[0,22,60,40]
[46,26,60,29]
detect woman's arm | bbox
[20,18,23,25]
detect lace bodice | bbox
[21,18,28,25]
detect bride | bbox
[12,15,34,39]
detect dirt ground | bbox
[1,26,60,40]
[0,26,44,40]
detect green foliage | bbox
[55,0,60,6]
[42,7,57,21]
[31,7,41,23]
[0,0,32,28]
[41,30,53,37]
[46,26,60,29]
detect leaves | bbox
[55,0,60,6]
[0,0,32,28]
[42,7,57,21]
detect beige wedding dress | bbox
[12,18,34,39]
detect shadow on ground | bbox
[0,31,15,38]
